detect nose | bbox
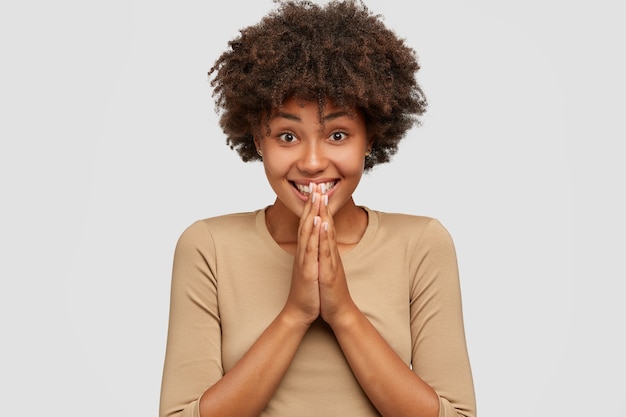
[297,141,328,174]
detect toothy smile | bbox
[293,181,337,195]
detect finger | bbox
[318,191,337,261]
[306,215,322,266]
[297,184,319,248]
[318,211,337,283]
[298,182,317,230]
[318,218,332,273]
[297,185,322,265]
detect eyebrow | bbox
[272,110,350,122]
[323,111,350,122]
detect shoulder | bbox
[366,209,456,259]
[374,210,435,228]
[370,209,452,240]
[176,210,260,249]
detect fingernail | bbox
[323,221,328,231]
[312,192,316,203]
[324,194,328,206]
[314,216,320,226]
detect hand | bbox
[283,183,323,325]
[317,194,357,327]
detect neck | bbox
[265,198,368,250]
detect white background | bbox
[1,0,624,415]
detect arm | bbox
[160,220,314,417]
[196,310,310,417]
[408,219,476,417]
[318,208,475,417]
[160,193,325,417]
[159,220,223,417]
[317,209,439,417]
[327,310,441,417]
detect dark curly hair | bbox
[208,0,427,171]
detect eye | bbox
[278,132,297,143]
[329,131,347,142]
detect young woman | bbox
[159,1,476,416]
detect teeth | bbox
[295,181,336,195]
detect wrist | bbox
[277,306,316,332]
[324,302,361,333]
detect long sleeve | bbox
[159,220,223,417]
[409,219,476,417]
[158,210,476,417]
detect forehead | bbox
[271,97,358,120]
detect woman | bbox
[159,1,476,416]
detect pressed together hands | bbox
[198,183,440,416]
[284,182,358,329]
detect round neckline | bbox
[255,206,378,262]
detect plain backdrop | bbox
[1,0,624,415]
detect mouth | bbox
[292,180,338,197]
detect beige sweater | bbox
[160,207,476,417]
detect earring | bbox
[365,149,371,157]
[256,148,263,157]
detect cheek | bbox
[261,154,284,176]
[338,153,366,176]
[261,157,293,196]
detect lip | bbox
[290,179,339,202]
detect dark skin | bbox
[209,1,427,171]
[197,98,440,417]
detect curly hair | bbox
[208,0,427,171]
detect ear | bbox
[253,135,261,151]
